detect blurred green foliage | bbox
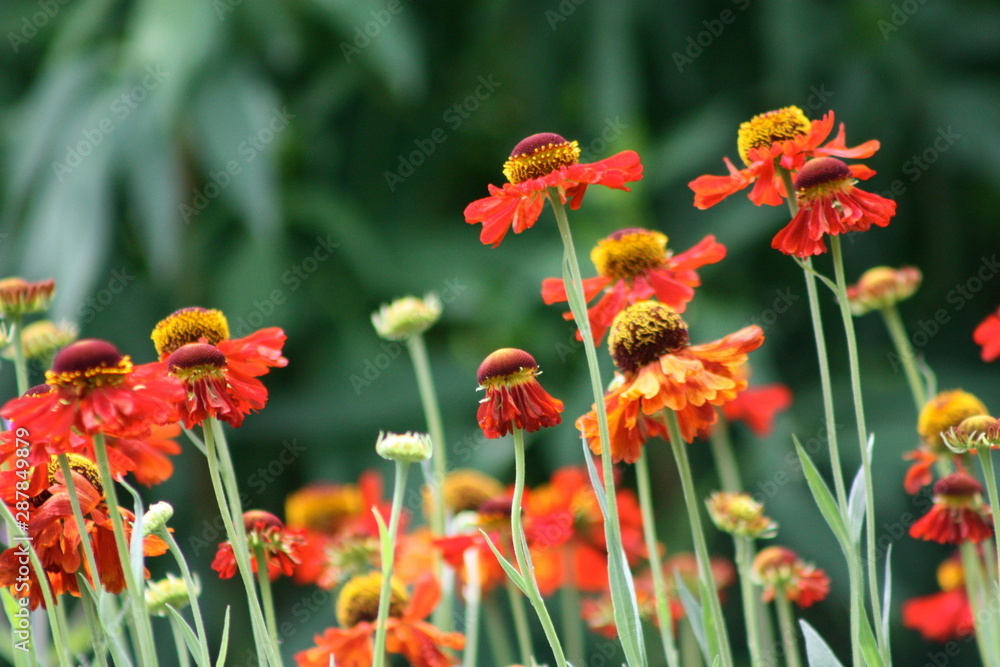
[1,0,999,664]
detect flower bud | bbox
[142,501,175,536]
[146,574,197,616]
[376,431,433,463]
[371,294,442,341]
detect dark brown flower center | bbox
[477,348,539,387]
[608,301,689,373]
[794,157,852,192]
[502,133,581,184]
[167,343,227,374]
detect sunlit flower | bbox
[973,307,1000,362]
[0,339,185,456]
[846,266,922,315]
[910,472,993,544]
[0,277,55,318]
[753,546,829,608]
[541,229,726,343]
[295,573,464,667]
[577,374,671,464]
[707,492,778,538]
[476,348,563,438]
[166,342,269,428]
[464,132,643,247]
[721,383,793,437]
[903,390,989,493]
[689,108,879,209]
[212,510,306,581]
[902,555,974,642]
[771,157,896,257]
[578,301,764,463]
[372,294,442,341]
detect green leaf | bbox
[857,608,885,667]
[799,620,845,667]
[674,572,708,663]
[882,543,893,653]
[847,463,865,546]
[793,436,849,550]
[373,507,393,575]
[478,529,526,593]
[167,605,206,667]
[215,607,232,667]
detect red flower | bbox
[464,132,643,247]
[910,472,993,544]
[542,229,726,343]
[721,383,792,437]
[166,343,269,428]
[151,306,287,371]
[578,302,764,463]
[0,340,184,456]
[771,157,896,257]
[689,107,879,209]
[974,308,1000,362]
[476,348,563,439]
[902,555,974,642]
[753,546,830,608]
[902,448,940,495]
[212,511,306,581]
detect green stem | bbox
[92,434,159,666]
[159,529,211,667]
[10,316,29,396]
[663,410,733,667]
[708,412,742,492]
[461,548,481,667]
[774,594,802,667]
[202,420,277,667]
[511,427,567,667]
[169,615,192,667]
[483,594,515,667]
[830,236,887,660]
[373,460,410,667]
[559,549,585,667]
[976,448,1000,605]
[405,334,451,630]
[254,544,280,651]
[959,542,996,665]
[679,619,703,667]
[880,306,926,411]
[735,536,763,667]
[505,577,533,667]
[635,451,681,667]
[78,581,109,667]
[547,188,646,667]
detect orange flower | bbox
[476,348,563,439]
[578,301,764,463]
[846,266,922,315]
[721,383,792,437]
[541,229,726,343]
[689,107,879,209]
[212,510,306,581]
[464,132,643,247]
[902,555,974,642]
[909,472,993,544]
[295,573,464,667]
[0,340,185,456]
[753,546,829,608]
[903,390,989,493]
[166,342,269,428]
[0,277,55,318]
[974,307,1000,362]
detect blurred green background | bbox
[2,0,999,664]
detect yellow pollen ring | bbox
[591,231,668,281]
[479,366,537,391]
[151,308,230,358]
[736,106,811,166]
[45,356,133,388]
[336,572,408,627]
[503,140,581,184]
[48,453,104,496]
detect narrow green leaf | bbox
[847,463,865,546]
[799,620,845,667]
[167,605,204,666]
[882,544,893,652]
[674,572,708,663]
[479,529,526,593]
[373,507,393,573]
[857,609,885,667]
[793,436,849,549]
[700,578,721,665]
[215,607,232,667]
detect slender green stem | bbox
[635,451,681,667]
[880,306,926,411]
[373,460,410,667]
[708,412,742,492]
[559,549,585,667]
[774,594,802,667]
[483,595,515,667]
[92,433,159,666]
[9,316,29,396]
[979,538,1000,663]
[462,548,481,667]
[159,529,210,667]
[734,536,763,667]
[959,543,996,665]
[663,410,733,667]
[830,236,887,660]
[78,581,109,667]
[976,448,1000,604]
[253,544,280,651]
[505,578,533,667]
[547,188,646,667]
[679,619,703,667]
[169,615,192,667]
[405,334,451,630]
[511,427,567,667]
[202,420,276,667]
